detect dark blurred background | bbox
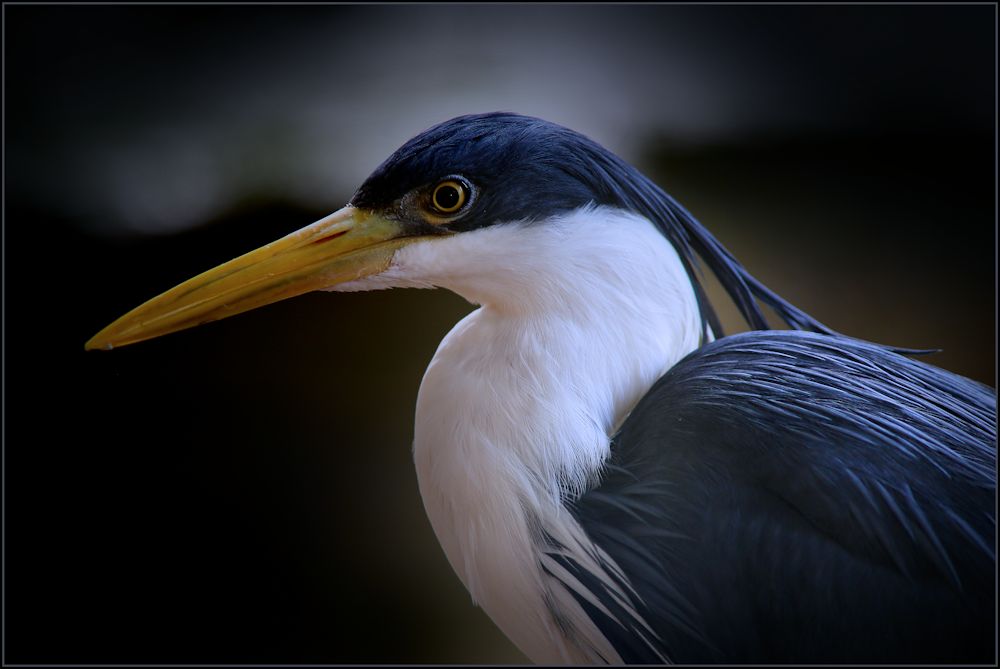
[4,4,995,664]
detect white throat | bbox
[334,206,703,663]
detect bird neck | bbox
[408,206,703,662]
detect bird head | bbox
[86,112,831,351]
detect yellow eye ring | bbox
[431,179,469,214]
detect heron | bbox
[86,112,996,664]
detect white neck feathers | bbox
[334,205,702,663]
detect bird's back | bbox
[559,330,995,663]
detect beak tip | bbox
[85,334,114,352]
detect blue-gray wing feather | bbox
[555,330,995,663]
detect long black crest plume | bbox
[557,120,932,354]
[561,127,838,341]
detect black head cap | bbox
[351,112,645,232]
[351,112,839,341]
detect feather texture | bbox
[564,330,995,663]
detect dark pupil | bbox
[436,184,461,210]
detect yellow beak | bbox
[86,206,424,350]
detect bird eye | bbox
[430,179,470,215]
